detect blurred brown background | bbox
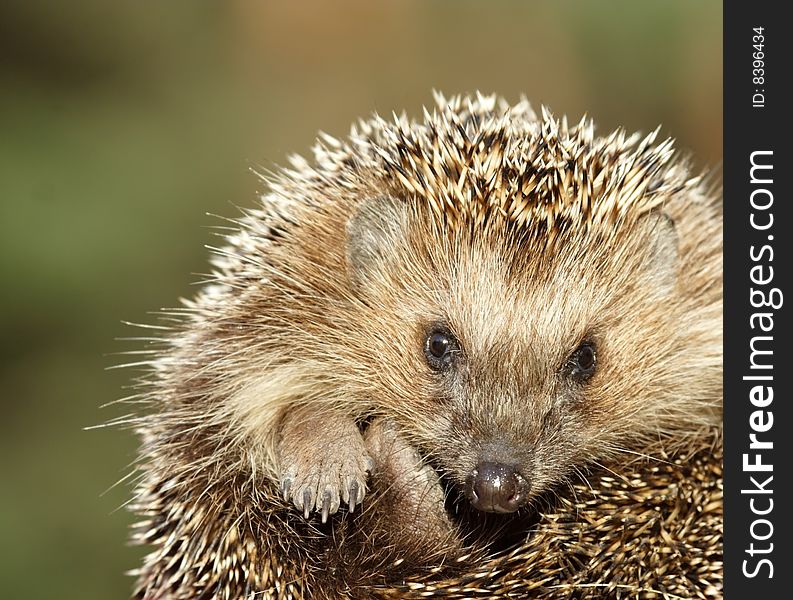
[0,1,721,598]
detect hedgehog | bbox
[121,92,722,599]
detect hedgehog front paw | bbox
[364,417,458,546]
[277,409,374,523]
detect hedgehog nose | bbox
[466,462,530,513]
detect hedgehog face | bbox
[347,195,681,513]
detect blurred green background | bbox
[0,1,721,598]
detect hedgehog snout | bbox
[465,462,531,513]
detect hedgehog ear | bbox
[640,210,679,291]
[346,195,409,284]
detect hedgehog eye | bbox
[424,330,457,370]
[567,342,597,381]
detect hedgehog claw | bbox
[348,481,359,513]
[321,492,332,523]
[280,478,292,500]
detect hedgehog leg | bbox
[276,406,374,523]
[364,418,460,550]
